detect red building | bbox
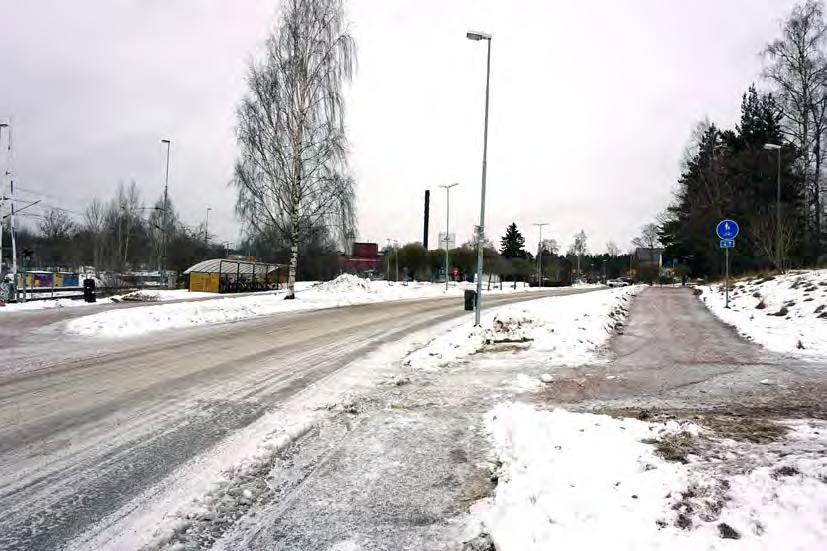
[343,242,383,276]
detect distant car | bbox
[606,279,629,287]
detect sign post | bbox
[716,220,739,308]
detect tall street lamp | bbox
[0,122,8,278]
[394,240,400,282]
[161,138,171,279]
[205,206,212,246]
[466,30,492,326]
[440,183,459,290]
[764,143,782,271]
[533,223,549,287]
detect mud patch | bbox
[644,431,700,464]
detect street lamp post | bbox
[205,207,212,246]
[394,240,400,282]
[385,238,392,284]
[533,223,549,287]
[160,139,171,281]
[764,143,782,271]
[466,30,492,326]
[440,183,459,290]
[0,122,8,278]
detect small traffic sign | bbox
[716,219,739,240]
[720,239,735,248]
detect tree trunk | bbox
[813,129,822,257]
[286,218,299,299]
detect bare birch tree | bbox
[233,0,357,298]
[83,198,105,274]
[749,208,797,270]
[632,223,661,250]
[605,241,621,257]
[764,0,827,248]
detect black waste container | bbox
[83,278,97,303]
[464,289,476,311]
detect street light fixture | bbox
[205,207,212,245]
[440,183,459,290]
[764,143,782,271]
[466,29,492,326]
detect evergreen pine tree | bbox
[500,222,527,258]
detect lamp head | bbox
[466,31,491,41]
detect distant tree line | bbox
[2,181,222,275]
[383,222,635,285]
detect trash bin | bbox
[83,278,97,303]
[464,289,476,311]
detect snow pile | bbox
[405,287,638,371]
[699,269,827,358]
[473,402,827,551]
[316,273,373,294]
[112,290,162,302]
[109,289,215,302]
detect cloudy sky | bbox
[0,0,800,255]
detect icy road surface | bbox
[0,288,579,550]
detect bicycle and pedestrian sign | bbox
[716,219,738,308]
[716,219,739,240]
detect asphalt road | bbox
[0,288,581,550]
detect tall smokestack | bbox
[423,190,430,249]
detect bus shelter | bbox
[183,259,284,294]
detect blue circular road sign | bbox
[716,219,739,240]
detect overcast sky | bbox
[0,0,800,255]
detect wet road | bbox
[0,289,582,550]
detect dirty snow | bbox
[109,289,215,302]
[0,296,109,311]
[699,269,827,359]
[473,402,827,551]
[405,286,639,372]
[64,275,546,338]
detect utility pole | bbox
[161,139,171,280]
[466,30,492,326]
[533,223,548,286]
[0,122,8,278]
[7,123,18,281]
[440,183,459,290]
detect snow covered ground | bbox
[0,288,221,312]
[698,269,827,359]
[474,402,827,551]
[404,286,640,372]
[64,275,547,338]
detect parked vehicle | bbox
[606,279,629,287]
